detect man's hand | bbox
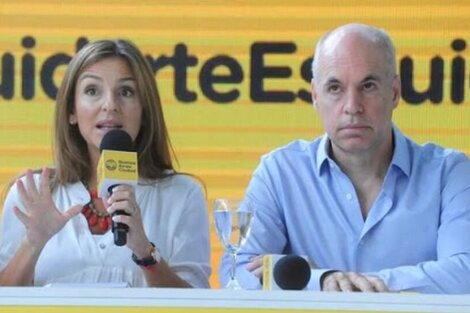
[246,255,264,278]
[322,271,389,292]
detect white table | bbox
[1,287,470,313]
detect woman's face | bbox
[71,57,143,161]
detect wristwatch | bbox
[132,242,161,267]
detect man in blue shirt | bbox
[219,23,470,293]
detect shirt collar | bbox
[390,124,411,177]
[315,133,331,173]
[315,124,411,177]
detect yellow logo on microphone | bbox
[105,159,117,171]
[97,149,138,196]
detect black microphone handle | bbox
[112,210,130,246]
[108,184,129,246]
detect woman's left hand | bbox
[104,184,150,256]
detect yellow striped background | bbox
[1,1,470,288]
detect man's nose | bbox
[343,90,363,114]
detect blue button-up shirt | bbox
[220,127,470,293]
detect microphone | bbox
[97,129,138,246]
[262,255,311,290]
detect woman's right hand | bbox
[13,168,82,250]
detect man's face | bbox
[312,34,400,156]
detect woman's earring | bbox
[69,117,77,125]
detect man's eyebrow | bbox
[361,74,381,83]
[322,74,381,87]
[325,77,341,85]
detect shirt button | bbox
[346,193,353,200]
[99,243,106,249]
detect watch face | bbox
[151,248,161,263]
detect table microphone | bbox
[262,254,311,290]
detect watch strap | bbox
[132,242,160,267]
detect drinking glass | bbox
[213,198,253,290]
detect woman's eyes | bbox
[120,87,135,97]
[84,86,98,96]
[82,86,135,97]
